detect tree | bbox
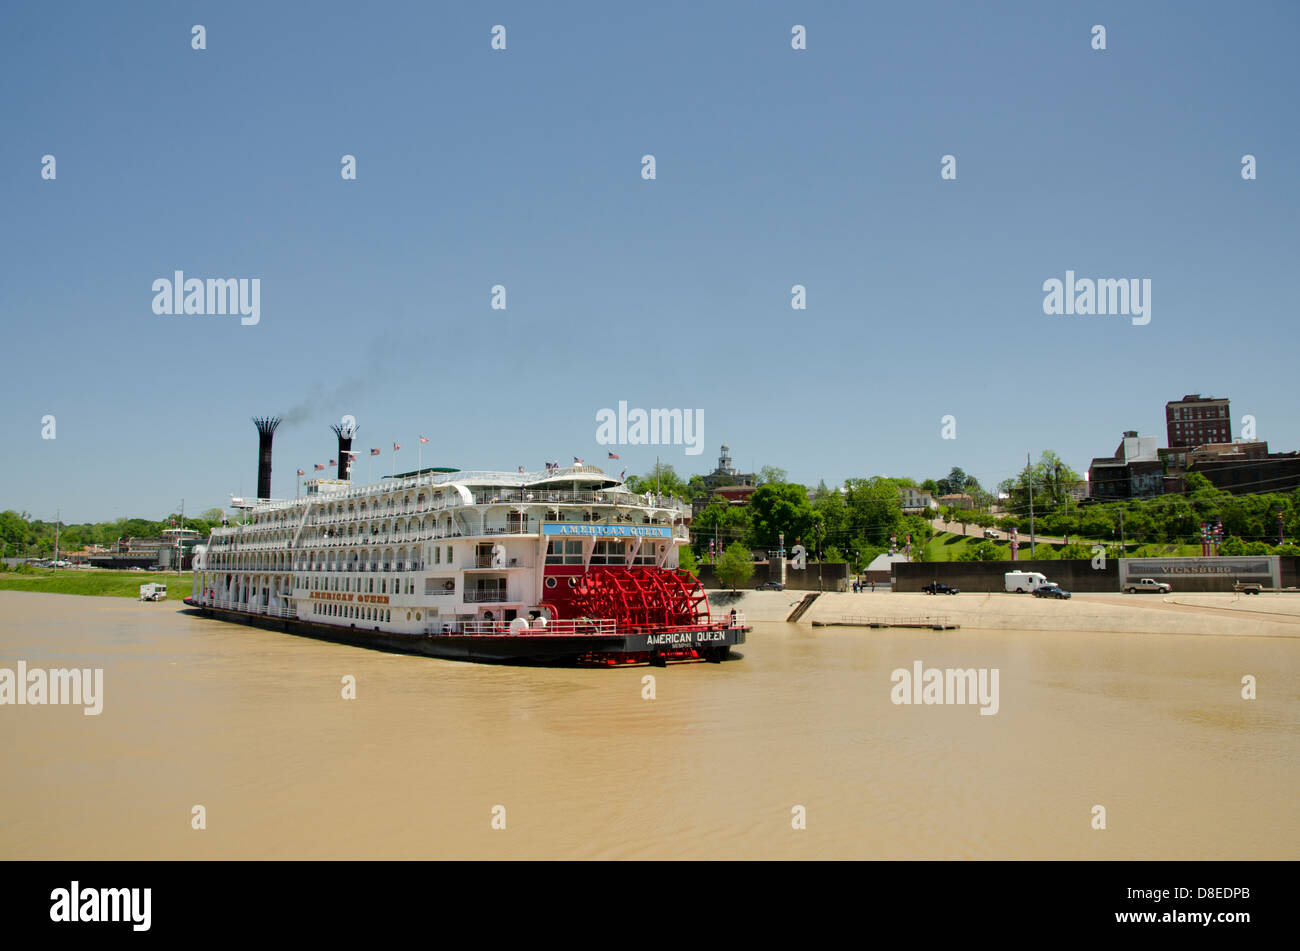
[749,482,813,549]
[936,467,969,496]
[957,541,1001,562]
[757,465,788,486]
[677,545,698,574]
[1002,451,1081,514]
[626,463,688,500]
[715,542,754,591]
[843,477,903,545]
[692,499,754,550]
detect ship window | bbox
[447,546,453,564]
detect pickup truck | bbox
[1123,578,1172,594]
[1233,581,1263,595]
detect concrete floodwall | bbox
[895,556,1299,593]
[893,559,1118,593]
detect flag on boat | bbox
[329,459,336,466]
[620,470,626,480]
[607,451,619,460]
[419,435,429,444]
[314,464,325,471]
[297,469,305,476]
[518,466,525,473]
[370,448,381,456]
[393,443,401,451]
[573,456,584,465]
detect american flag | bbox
[370,448,381,456]
[314,464,325,471]
[620,469,626,480]
[393,442,401,451]
[297,469,305,476]
[573,456,584,465]
[607,451,619,460]
[518,466,525,473]
[329,459,337,466]
[419,435,429,444]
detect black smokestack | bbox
[330,422,357,481]
[253,416,281,499]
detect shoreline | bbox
[5,586,1300,639]
[708,589,1300,638]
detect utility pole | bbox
[178,498,185,576]
[1027,453,1036,557]
[53,508,60,571]
[1119,509,1125,552]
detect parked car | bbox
[983,529,999,539]
[1033,584,1072,599]
[1233,581,1263,595]
[755,581,786,591]
[922,582,960,595]
[1124,578,1172,594]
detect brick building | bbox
[1166,394,1231,449]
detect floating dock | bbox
[812,615,960,630]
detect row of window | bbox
[313,602,395,623]
[544,539,659,566]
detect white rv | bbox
[139,583,168,602]
[1005,571,1049,593]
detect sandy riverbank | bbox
[710,589,1300,638]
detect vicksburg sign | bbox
[1118,556,1280,588]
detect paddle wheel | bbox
[545,566,710,630]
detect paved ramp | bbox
[787,592,820,622]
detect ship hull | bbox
[183,598,746,665]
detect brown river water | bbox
[1,591,1296,859]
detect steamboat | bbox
[183,419,747,665]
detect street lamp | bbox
[813,521,825,592]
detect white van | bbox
[1005,571,1048,593]
[139,583,168,601]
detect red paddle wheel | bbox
[547,566,710,630]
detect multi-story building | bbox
[1088,431,1163,500]
[1166,394,1232,449]
[934,492,973,512]
[900,487,938,514]
[701,445,755,489]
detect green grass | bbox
[920,532,1144,562]
[0,569,192,598]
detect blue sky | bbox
[2,1,1297,522]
